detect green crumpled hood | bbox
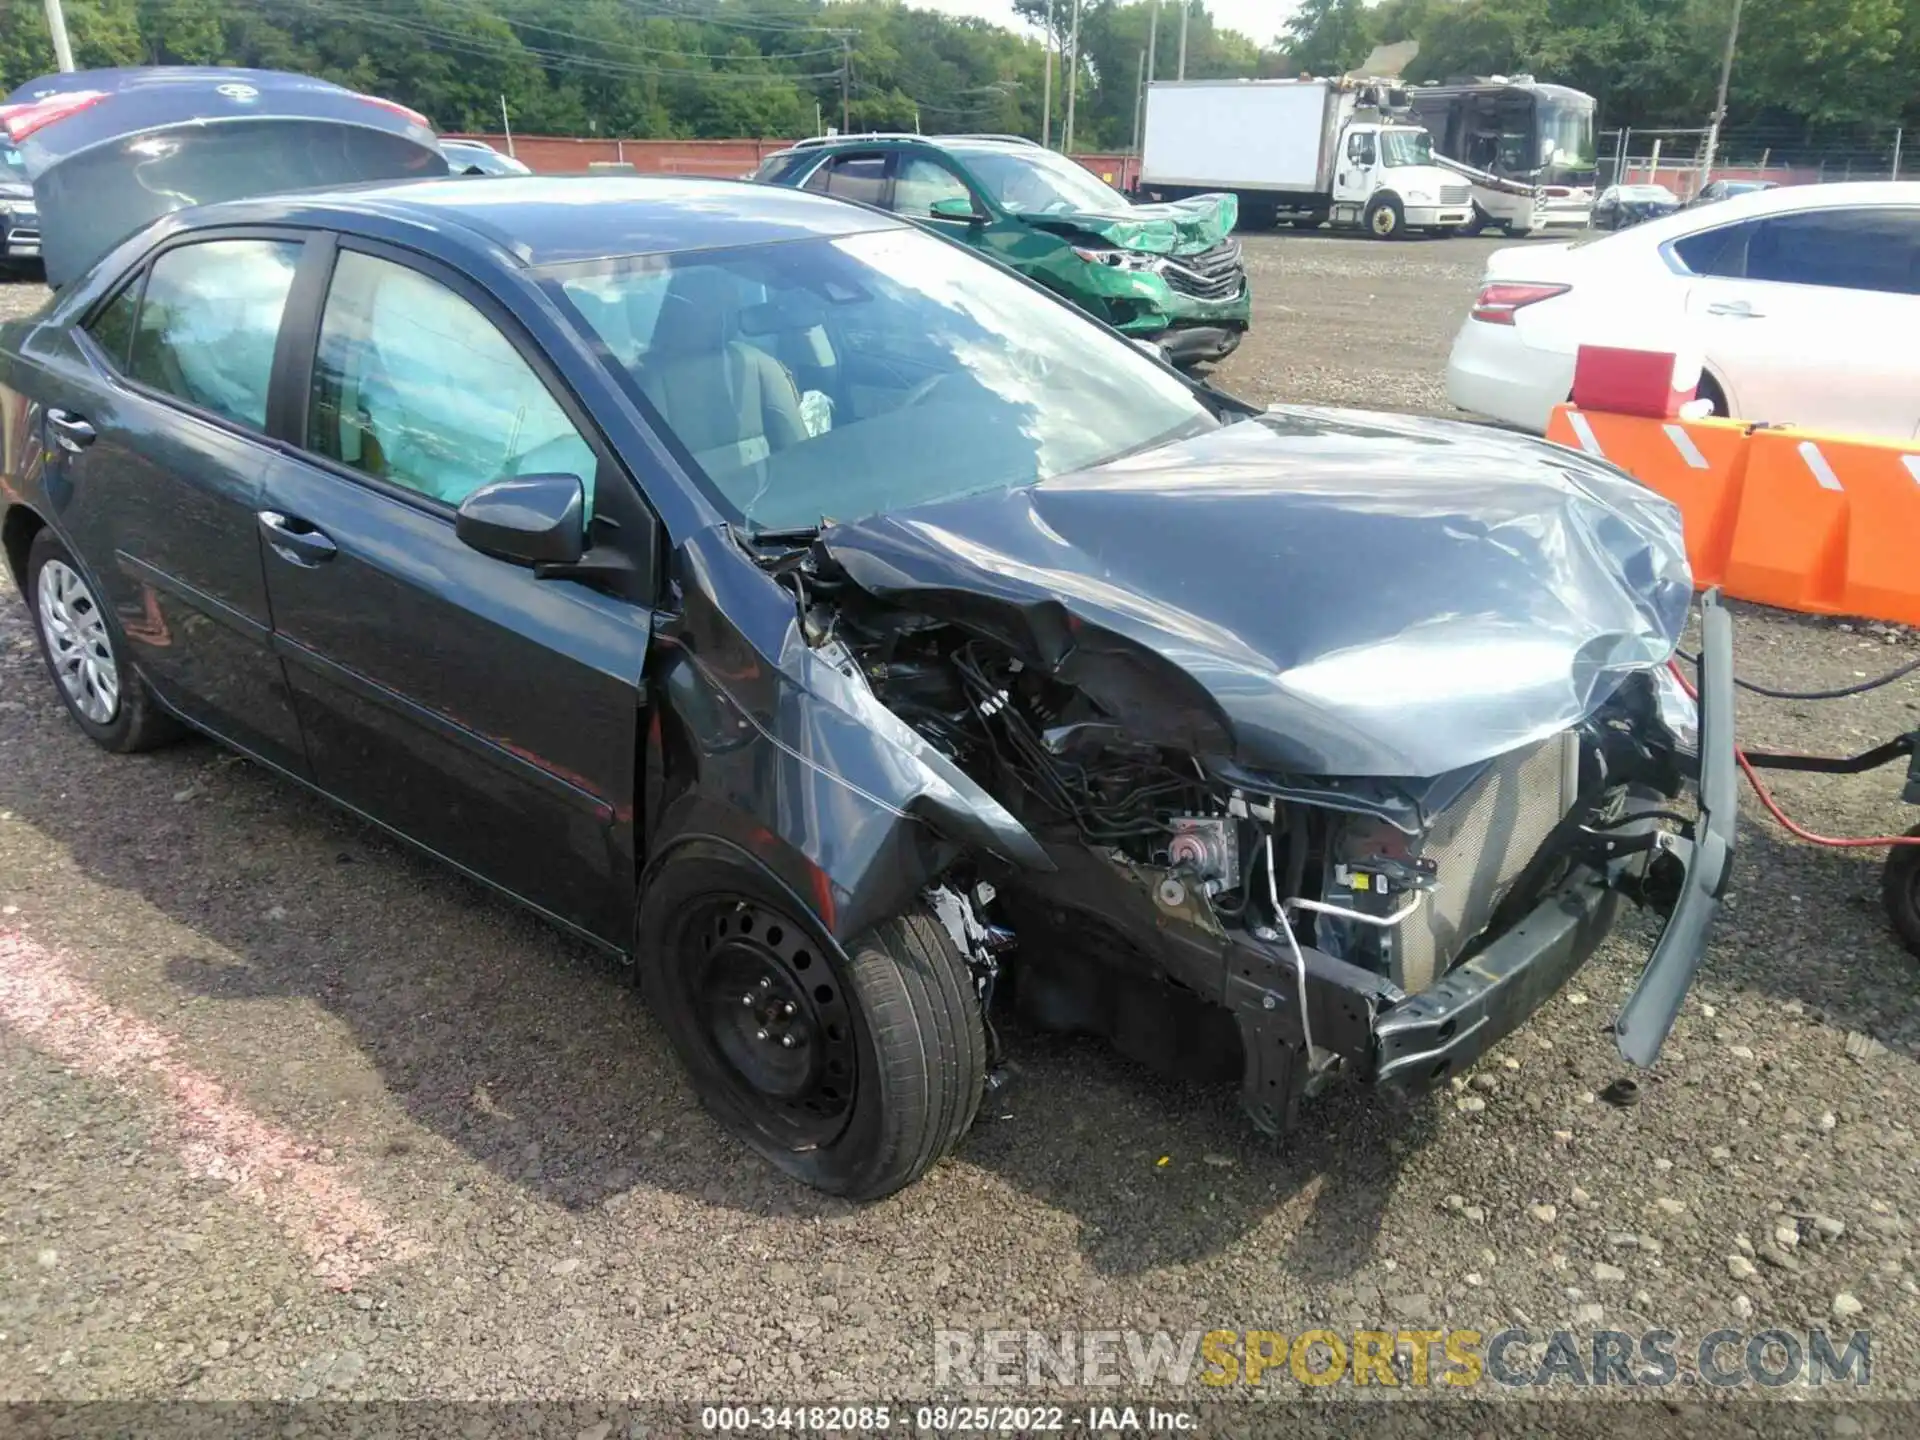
[1038,191,1237,256]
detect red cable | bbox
[1667,659,1920,849]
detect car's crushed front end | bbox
[1021,192,1251,365]
[700,406,1733,1133]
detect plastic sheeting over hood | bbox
[2,67,447,287]
[820,406,1692,781]
[1037,191,1238,256]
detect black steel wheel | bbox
[1884,827,1920,959]
[687,899,860,1149]
[638,860,986,1200]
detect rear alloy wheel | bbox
[1884,827,1920,959]
[1365,195,1405,239]
[642,881,985,1200]
[25,528,177,753]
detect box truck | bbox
[1136,78,1474,239]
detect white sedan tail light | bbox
[1471,282,1571,325]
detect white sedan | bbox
[1446,180,1920,441]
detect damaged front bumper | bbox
[1230,593,1737,1127]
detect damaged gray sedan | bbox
[2,91,1733,1198]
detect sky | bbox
[915,0,1303,53]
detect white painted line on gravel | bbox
[0,927,419,1290]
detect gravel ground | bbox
[4,238,1920,1421]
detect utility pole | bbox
[43,0,76,72]
[839,34,852,135]
[1146,0,1159,90]
[1131,48,1145,154]
[1176,0,1188,81]
[1064,0,1080,154]
[1699,0,1744,182]
[1042,0,1054,148]
[498,95,515,157]
[1893,127,1904,181]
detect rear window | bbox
[751,152,812,185]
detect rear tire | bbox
[1695,372,1731,418]
[640,863,986,1201]
[1884,828,1920,959]
[24,528,179,754]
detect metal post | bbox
[43,0,75,72]
[1893,127,1904,180]
[499,95,515,157]
[1613,126,1628,188]
[1649,136,1662,191]
[840,35,852,135]
[1064,0,1080,155]
[1699,0,1744,182]
[1146,0,1159,88]
[1177,0,1189,81]
[1131,48,1146,155]
[1042,0,1053,148]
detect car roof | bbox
[174,174,907,267]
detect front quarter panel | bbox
[644,528,1049,945]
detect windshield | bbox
[1538,95,1597,186]
[951,145,1129,216]
[0,142,25,185]
[1379,129,1433,168]
[546,227,1215,533]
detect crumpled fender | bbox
[643,527,1050,943]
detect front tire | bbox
[1364,195,1405,240]
[25,528,178,753]
[640,866,986,1200]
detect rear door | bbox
[33,232,311,772]
[255,238,657,944]
[1679,205,1920,440]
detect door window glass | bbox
[812,155,888,206]
[1672,220,1754,278]
[84,280,141,371]
[308,250,596,508]
[893,157,972,217]
[126,239,302,429]
[1744,208,1920,294]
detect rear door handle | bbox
[258,510,338,566]
[1705,301,1763,318]
[45,408,95,452]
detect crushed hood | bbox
[3,66,447,287]
[820,407,1691,781]
[1036,191,1237,256]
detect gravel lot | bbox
[5,236,1920,1420]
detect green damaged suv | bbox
[753,134,1250,366]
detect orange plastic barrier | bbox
[1728,428,1920,625]
[1544,405,1920,626]
[1544,405,1751,586]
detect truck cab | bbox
[1330,123,1474,238]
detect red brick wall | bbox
[449,133,1140,187]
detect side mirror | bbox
[456,473,586,567]
[929,195,984,223]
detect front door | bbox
[39,233,310,772]
[256,242,657,943]
[1334,129,1380,205]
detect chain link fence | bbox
[1599,125,1909,198]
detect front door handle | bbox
[1705,300,1762,318]
[258,510,338,566]
[45,408,95,453]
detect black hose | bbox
[1675,647,1920,701]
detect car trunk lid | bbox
[2,66,447,287]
